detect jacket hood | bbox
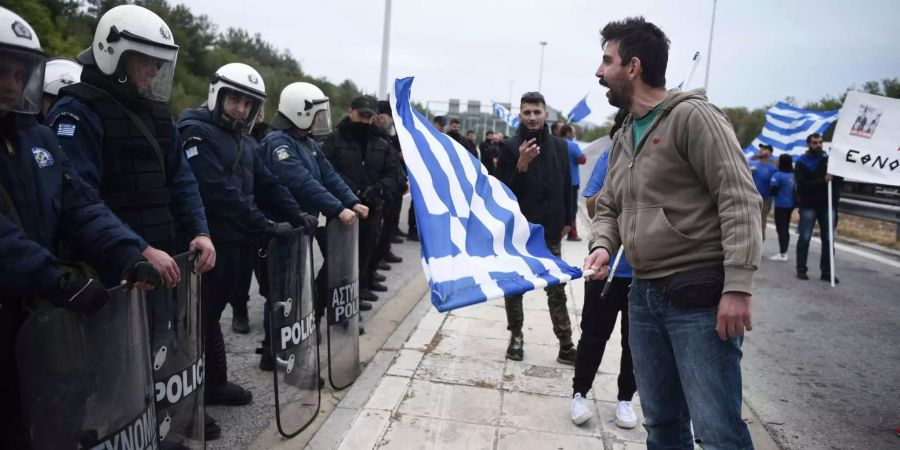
[656,88,709,112]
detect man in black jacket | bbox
[495,91,575,365]
[794,133,840,282]
[322,95,403,301]
[478,131,500,175]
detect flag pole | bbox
[600,246,624,300]
[828,179,836,287]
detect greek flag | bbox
[492,101,520,130]
[393,77,582,312]
[744,102,839,158]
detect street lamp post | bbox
[378,0,392,99]
[538,41,547,92]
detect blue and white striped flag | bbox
[744,102,839,159]
[492,101,520,130]
[393,77,582,312]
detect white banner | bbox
[827,91,900,187]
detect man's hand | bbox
[583,247,610,281]
[561,225,571,238]
[352,203,369,219]
[715,292,753,340]
[516,138,540,171]
[338,209,357,225]
[824,174,833,182]
[189,235,216,274]
[142,246,180,287]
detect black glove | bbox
[265,221,294,238]
[295,214,319,232]
[360,185,382,201]
[49,274,111,314]
[121,254,163,288]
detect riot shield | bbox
[16,286,158,450]
[266,227,320,438]
[325,219,361,390]
[148,252,204,448]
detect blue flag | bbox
[566,96,591,123]
[393,77,582,312]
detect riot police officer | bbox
[177,63,317,404]
[47,4,215,287]
[256,82,368,368]
[0,9,161,446]
[40,57,81,121]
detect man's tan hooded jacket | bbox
[589,89,762,294]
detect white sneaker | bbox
[570,393,593,425]
[779,253,789,261]
[615,400,638,429]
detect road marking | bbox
[766,223,900,269]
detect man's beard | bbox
[600,76,633,110]
[607,83,633,110]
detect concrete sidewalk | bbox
[307,236,780,450]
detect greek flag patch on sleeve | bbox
[56,123,76,138]
[185,146,199,159]
[274,146,291,161]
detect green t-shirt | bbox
[632,107,660,149]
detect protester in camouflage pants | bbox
[504,236,574,357]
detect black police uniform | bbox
[258,129,361,315]
[0,112,144,448]
[321,117,402,291]
[178,106,311,389]
[48,65,210,253]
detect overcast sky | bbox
[173,0,899,125]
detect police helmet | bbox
[0,7,46,114]
[81,5,178,101]
[207,63,266,132]
[271,82,332,136]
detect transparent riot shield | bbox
[148,252,204,448]
[16,286,158,450]
[325,219,360,390]
[266,227,320,438]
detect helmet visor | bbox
[0,47,46,115]
[310,103,333,136]
[121,50,177,102]
[219,89,264,132]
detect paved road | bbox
[578,139,900,450]
[743,234,900,450]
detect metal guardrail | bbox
[838,198,900,241]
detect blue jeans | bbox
[796,206,833,275]
[629,279,753,450]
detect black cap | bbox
[758,143,773,150]
[377,100,392,116]
[350,95,378,115]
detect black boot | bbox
[205,413,222,440]
[231,303,250,334]
[205,382,253,406]
[384,252,403,263]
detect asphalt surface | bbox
[577,138,900,450]
[743,233,900,450]
[209,203,424,449]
